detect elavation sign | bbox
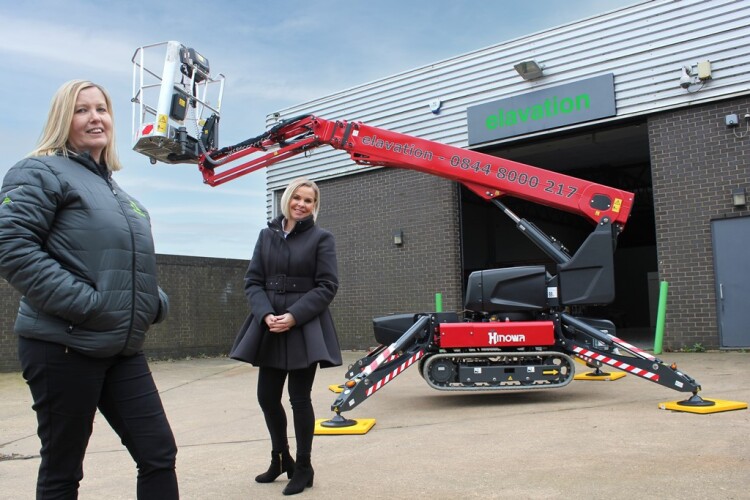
[467,74,616,145]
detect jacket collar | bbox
[64,150,110,180]
[269,214,315,236]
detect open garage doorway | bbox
[460,120,656,345]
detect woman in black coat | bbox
[230,177,341,496]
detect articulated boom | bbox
[200,115,634,229]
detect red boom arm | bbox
[199,115,634,229]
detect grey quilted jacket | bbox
[0,153,168,358]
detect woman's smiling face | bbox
[288,186,316,221]
[68,86,111,163]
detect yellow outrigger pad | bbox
[659,398,748,414]
[314,417,376,435]
[328,384,344,393]
[574,371,627,381]
[573,356,626,381]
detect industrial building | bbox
[264,0,750,350]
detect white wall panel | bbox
[264,0,750,214]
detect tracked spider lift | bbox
[131,42,747,431]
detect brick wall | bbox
[317,169,463,350]
[648,96,750,350]
[146,255,250,358]
[0,279,21,372]
[0,255,249,372]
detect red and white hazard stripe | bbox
[573,346,660,381]
[610,336,657,361]
[363,346,398,377]
[365,350,424,397]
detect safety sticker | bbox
[613,198,622,212]
[157,114,168,133]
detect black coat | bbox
[229,215,342,370]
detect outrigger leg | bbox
[314,315,430,435]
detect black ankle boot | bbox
[282,454,313,495]
[255,449,295,483]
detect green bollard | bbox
[653,281,669,354]
[435,293,443,313]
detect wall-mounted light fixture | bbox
[513,60,544,81]
[679,66,695,89]
[732,187,747,207]
[393,229,404,246]
[679,61,711,91]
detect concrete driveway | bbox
[1,351,748,499]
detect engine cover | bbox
[464,266,547,312]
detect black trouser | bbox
[18,337,179,500]
[257,365,317,455]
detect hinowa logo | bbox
[485,93,591,130]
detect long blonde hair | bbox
[280,178,320,221]
[28,80,122,171]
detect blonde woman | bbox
[230,178,341,495]
[0,80,178,499]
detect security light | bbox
[732,187,747,207]
[514,60,544,81]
